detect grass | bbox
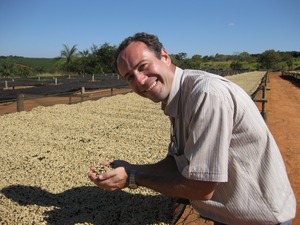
[34,72,63,77]
[0,56,57,72]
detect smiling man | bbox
[117,40,175,103]
[88,32,296,225]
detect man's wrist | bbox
[128,170,138,189]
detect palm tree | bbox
[78,49,90,75]
[78,49,89,58]
[60,44,78,73]
[90,44,98,55]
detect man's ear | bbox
[161,48,171,65]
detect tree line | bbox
[1,43,300,78]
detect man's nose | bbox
[135,72,147,86]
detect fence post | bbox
[17,94,25,112]
[5,81,8,89]
[262,86,266,119]
[81,87,85,102]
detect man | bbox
[88,32,296,224]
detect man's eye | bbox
[139,63,147,72]
[126,74,134,81]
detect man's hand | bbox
[88,166,129,191]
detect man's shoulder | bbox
[183,69,207,76]
[182,69,222,81]
[181,69,237,99]
[181,69,215,87]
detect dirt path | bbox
[266,72,300,224]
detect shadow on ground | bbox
[1,185,176,225]
[280,75,300,87]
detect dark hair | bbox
[112,32,164,73]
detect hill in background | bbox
[0,56,57,73]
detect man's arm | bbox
[88,156,217,201]
[133,156,217,200]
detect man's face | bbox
[117,41,174,103]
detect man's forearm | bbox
[131,155,178,175]
[131,156,217,200]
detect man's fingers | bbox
[87,171,97,181]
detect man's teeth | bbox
[146,81,157,92]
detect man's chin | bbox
[138,93,161,103]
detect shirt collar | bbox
[162,67,183,118]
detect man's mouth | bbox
[145,80,157,92]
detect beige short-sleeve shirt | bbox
[163,67,296,224]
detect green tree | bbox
[60,44,78,73]
[202,55,213,62]
[94,43,117,73]
[90,44,98,55]
[230,60,242,70]
[0,59,15,77]
[173,52,188,60]
[77,49,90,75]
[238,52,254,63]
[190,54,202,69]
[258,50,281,70]
[191,54,202,62]
[214,53,229,62]
[79,49,89,58]
[286,59,294,70]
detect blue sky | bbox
[0,0,299,58]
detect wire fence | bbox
[0,87,132,116]
[0,73,132,116]
[0,73,127,102]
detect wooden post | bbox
[111,88,113,96]
[261,85,270,123]
[17,94,25,112]
[262,86,266,117]
[253,72,270,124]
[5,81,8,89]
[81,87,85,102]
[92,74,95,82]
[54,78,58,85]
